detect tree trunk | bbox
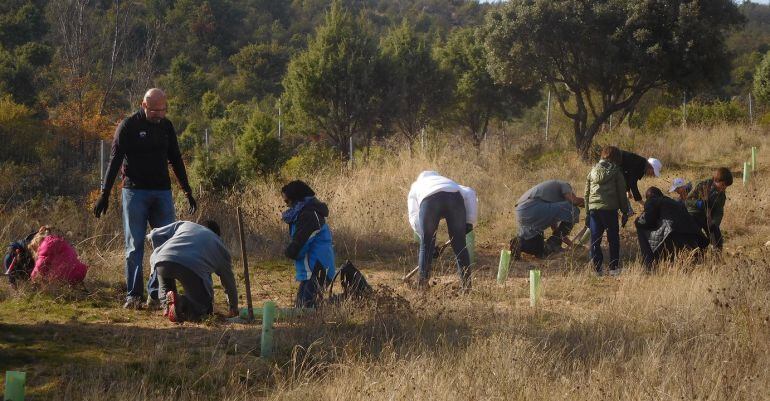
[574,112,607,162]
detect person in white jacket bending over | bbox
[408,171,477,291]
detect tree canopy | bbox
[0,0,766,194]
[484,0,745,158]
[438,27,539,146]
[282,1,381,152]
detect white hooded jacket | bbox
[407,171,478,238]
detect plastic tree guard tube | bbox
[497,249,511,284]
[530,269,541,307]
[744,162,750,185]
[260,301,277,358]
[466,231,476,265]
[4,371,25,401]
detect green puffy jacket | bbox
[585,160,630,212]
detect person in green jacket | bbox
[685,167,733,250]
[585,146,630,276]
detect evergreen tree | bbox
[282,0,381,153]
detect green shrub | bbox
[192,150,241,192]
[236,110,287,178]
[644,106,678,132]
[759,111,770,127]
[281,143,342,179]
[686,100,747,125]
[178,122,202,154]
[645,101,748,131]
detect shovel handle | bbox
[402,266,419,282]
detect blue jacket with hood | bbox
[284,197,335,282]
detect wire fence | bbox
[2,90,765,202]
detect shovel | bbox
[402,239,452,282]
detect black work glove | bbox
[621,213,629,228]
[185,192,197,215]
[465,224,473,234]
[93,191,110,218]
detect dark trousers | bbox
[296,263,327,308]
[588,210,620,271]
[637,230,708,270]
[693,215,723,250]
[156,261,212,321]
[418,191,470,283]
[519,221,574,258]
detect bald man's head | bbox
[141,88,168,123]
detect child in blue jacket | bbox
[281,180,335,308]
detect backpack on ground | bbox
[3,232,36,286]
[328,260,373,302]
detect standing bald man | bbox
[94,88,197,309]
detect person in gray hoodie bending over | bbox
[510,180,584,259]
[408,171,477,291]
[148,220,238,323]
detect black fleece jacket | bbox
[636,195,701,235]
[620,150,648,202]
[102,109,192,194]
[284,198,329,260]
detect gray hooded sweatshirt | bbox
[149,221,238,311]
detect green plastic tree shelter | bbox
[751,147,757,172]
[466,231,476,265]
[496,250,511,284]
[744,162,751,185]
[530,269,541,307]
[260,301,277,358]
[4,371,25,401]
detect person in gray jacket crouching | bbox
[148,220,238,323]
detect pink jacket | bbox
[31,236,88,284]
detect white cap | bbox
[669,177,686,193]
[647,158,662,177]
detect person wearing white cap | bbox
[669,178,692,202]
[619,149,662,210]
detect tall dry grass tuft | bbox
[264,255,770,401]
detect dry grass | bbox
[1,124,769,400]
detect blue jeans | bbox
[418,191,470,282]
[122,188,175,300]
[588,210,620,271]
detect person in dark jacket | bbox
[93,88,197,309]
[281,181,335,308]
[685,167,733,250]
[635,187,708,271]
[619,150,662,208]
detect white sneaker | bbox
[123,296,144,309]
